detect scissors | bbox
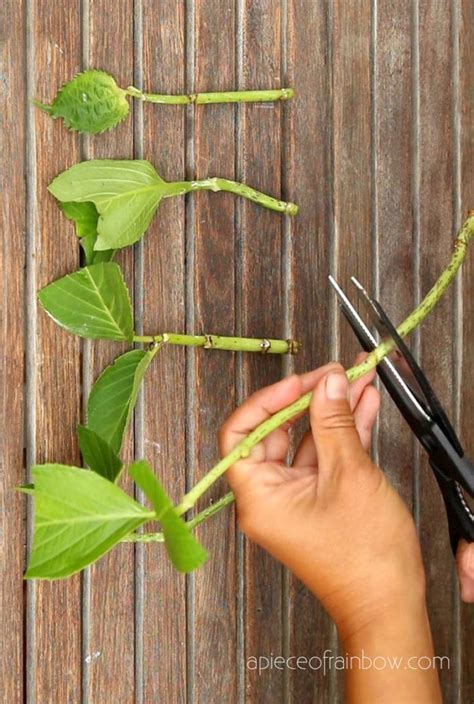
[329,275,474,554]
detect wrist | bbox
[339,579,428,650]
[320,551,428,643]
[339,586,442,704]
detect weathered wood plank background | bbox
[1,0,473,702]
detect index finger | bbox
[218,362,340,458]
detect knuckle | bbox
[325,361,346,375]
[318,409,356,432]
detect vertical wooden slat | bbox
[285,2,334,702]
[459,0,474,700]
[31,2,82,700]
[0,1,26,701]
[374,2,414,504]
[190,1,237,701]
[417,3,456,701]
[239,1,284,701]
[141,1,187,701]
[331,1,373,695]
[83,3,136,701]
[332,0,373,366]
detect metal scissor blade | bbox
[328,276,431,424]
[350,277,463,456]
[328,276,378,350]
[349,277,432,405]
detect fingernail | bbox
[325,372,349,400]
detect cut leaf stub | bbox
[34,70,130,134]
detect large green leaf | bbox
[38,262,133,341]
[129,460,207,573]
[22,464,155,579]
[48,160,167,250]
[77,425,123,482]
[87,348,155,453]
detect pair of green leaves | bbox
[49,159,170,251]
[22,461,207,579]
[37,260,156,475]
[31,261,208,578]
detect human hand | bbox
[456,540,474,602]
[219,359,443,702]
[219,358,426,638]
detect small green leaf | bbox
[24,464,154,579]
[34,69,130,134]
[48,159,167,250]
[59,201,114,264]
[87,348,156,453]
[129,460,207,573]
[60,201,99,238]
[38,262,133,341]
[77,425,123,482]
[79,234,114,266]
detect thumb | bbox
[310,364,367,473]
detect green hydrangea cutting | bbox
[22,67,474,580]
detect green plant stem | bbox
[121,491,235,543]
[125,86,294,105]
[175,215,474,517]
[133,333,300,355]
[163,178,298,215]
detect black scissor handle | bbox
[427,423,474,496]
[430,458,474,553]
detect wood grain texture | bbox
[30,2,82,701]
[84,2,137,701]
[459,0,474,700]
[285,2,335,701]
[0,1,26,701]
[331,1,373,695]
[141,1,187,702]
[374,0,414,507]
[417,3,457,701]
[190,2,238,702]
[332,0,373,364]
[239,2,285,701]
